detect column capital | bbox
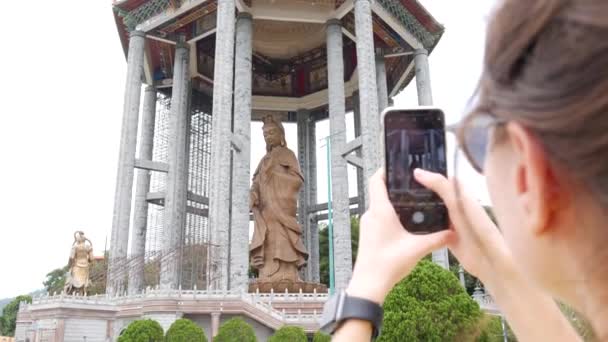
[129,30,145,38]
[414,48,429,56]
[237,12,253,21]
[326,18,342,28]
[144,85,156,92]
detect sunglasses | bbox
[448,112,508,173]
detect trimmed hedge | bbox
[312,331,331,342]
[118,319,164,342]
[165,318,206,342]
[214,317,257,342]
[379,260,483,342]
[268,326,307,342]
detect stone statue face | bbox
[263,125,283,149]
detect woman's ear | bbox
[506,122,557,235]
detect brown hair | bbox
[476,0,608,203]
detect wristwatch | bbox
[320,290,384,340]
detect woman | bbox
[334,0,608,340]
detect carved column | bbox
[354,0,380,210]
[413,48,448,269]
[327,19,353,290]
[414,48,433,106]
[352,91,365,215]
[160,42,191,289]
[128,86,157,295]
[107,30,145,296]
[308,117,320,283]
[230,12,253,292]
[376,52,389,113]
[297,109,319,282]
[208,0,236,290]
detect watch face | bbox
[319,293,340,334]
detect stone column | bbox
[352,91,365,216]
[160,42,191,289]
[376,52,389,113]
[230,12,253,292]
[307,117,320,283]
[208,0,236,290]
[128,86,157,295]
[297,109,309,280]
[107,30,145,296]
[354,0,380,210]
[297,109,318,282]
[414,49,433,106]
[327,19,353,290]
[413,49,448,269]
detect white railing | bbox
[22,288,326,323]
[473,292,500,313]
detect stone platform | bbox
[16,289,328,342]
[249,280,328,294]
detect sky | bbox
[0,0,496,299]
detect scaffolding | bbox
[140,89,214,290]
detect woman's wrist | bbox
[346,265,393,304]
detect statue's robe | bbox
[250,146,308,282]
[66,243,93,292]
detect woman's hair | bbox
[477,0,608,203]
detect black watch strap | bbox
[339,294,384,339]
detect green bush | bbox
[165,318,206,342]
[378,260,483,342]
[269,326,307,342]
[214,317,257,342]
[118,319,163,342]
[312,330,331,342]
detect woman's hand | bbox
[413,168,514,286]
[346,169,452,304]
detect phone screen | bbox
[384,108,449,233]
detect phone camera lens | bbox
[412,211,425,224]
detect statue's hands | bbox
[252,256,264,269]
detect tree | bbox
[319,216,360,286]
[117,319,163,342]
[0,295,32,336]
[165,318,206,342]
[268,326,307,342]
[43,266,68,295]
[312,331,331,342]
[214,318,257,342]
[378,260,483,342]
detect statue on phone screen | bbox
[249,115,308,283]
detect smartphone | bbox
[383,107,449,233]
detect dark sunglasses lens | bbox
[464,115,494,171]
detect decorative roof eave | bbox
[114,0,172,32]
[375,0,444,52]
[375,0,444,96]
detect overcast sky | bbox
[0,0,495,299]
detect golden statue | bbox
[64,231,93,296]
[250,116,308,283]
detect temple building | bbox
[15,1,455,341]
